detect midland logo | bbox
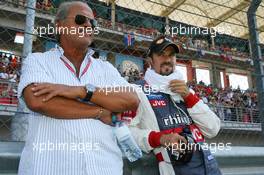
[163,113,191,126]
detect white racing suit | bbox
[124,80,222,175]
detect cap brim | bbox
[147,38,180,57]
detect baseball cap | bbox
[147,36,179,57]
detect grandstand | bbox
[0,0,264,174]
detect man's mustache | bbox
[160,62,173,68]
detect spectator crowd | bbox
[0,52,20,83]
[188,81,258,123]
[0,52,20,105]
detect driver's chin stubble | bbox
[160,68,173,76]
[160,65,174,76]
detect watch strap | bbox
[83,90,93,102]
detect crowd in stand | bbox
[172,35,251,62]
[11,0,57,12]
[0,53,20,82]
[188,81,258,108]
[188,81,259,122]
[0,53,20,105]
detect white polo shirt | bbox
[17,46,129,175]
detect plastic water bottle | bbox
[114,121,142,162]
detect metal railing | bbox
[208,104,260,124]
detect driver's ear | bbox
[147,57,153,68]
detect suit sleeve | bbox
[128,89,162,153]
[184,91,221,138]
[103,61,130,86]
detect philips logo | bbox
[162,113,191,126]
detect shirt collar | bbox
[55,44,94,77]
[55,44,95,58]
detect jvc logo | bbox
[149,100,166,107]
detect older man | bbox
[18,1,139,175]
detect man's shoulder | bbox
[92,58,117,71]
[92,58,111,65]
[26,50,58,62]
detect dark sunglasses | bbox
[74,14,97,29]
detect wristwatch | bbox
[83,84,97,102]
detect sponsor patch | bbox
[189,125,205,143]
[149,100,167,107]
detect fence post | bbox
[247,0,264,136]
[14,0,37,141]
[22,0,36,59]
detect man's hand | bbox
[97,108,113,125]
[169,80,190,98]
[160,133,187,151]
[97,110,122,126]
[31,83,85,102]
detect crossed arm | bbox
[23,83,139,123]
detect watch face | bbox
[86,84,96,92]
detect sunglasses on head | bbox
[74,14,97,29]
